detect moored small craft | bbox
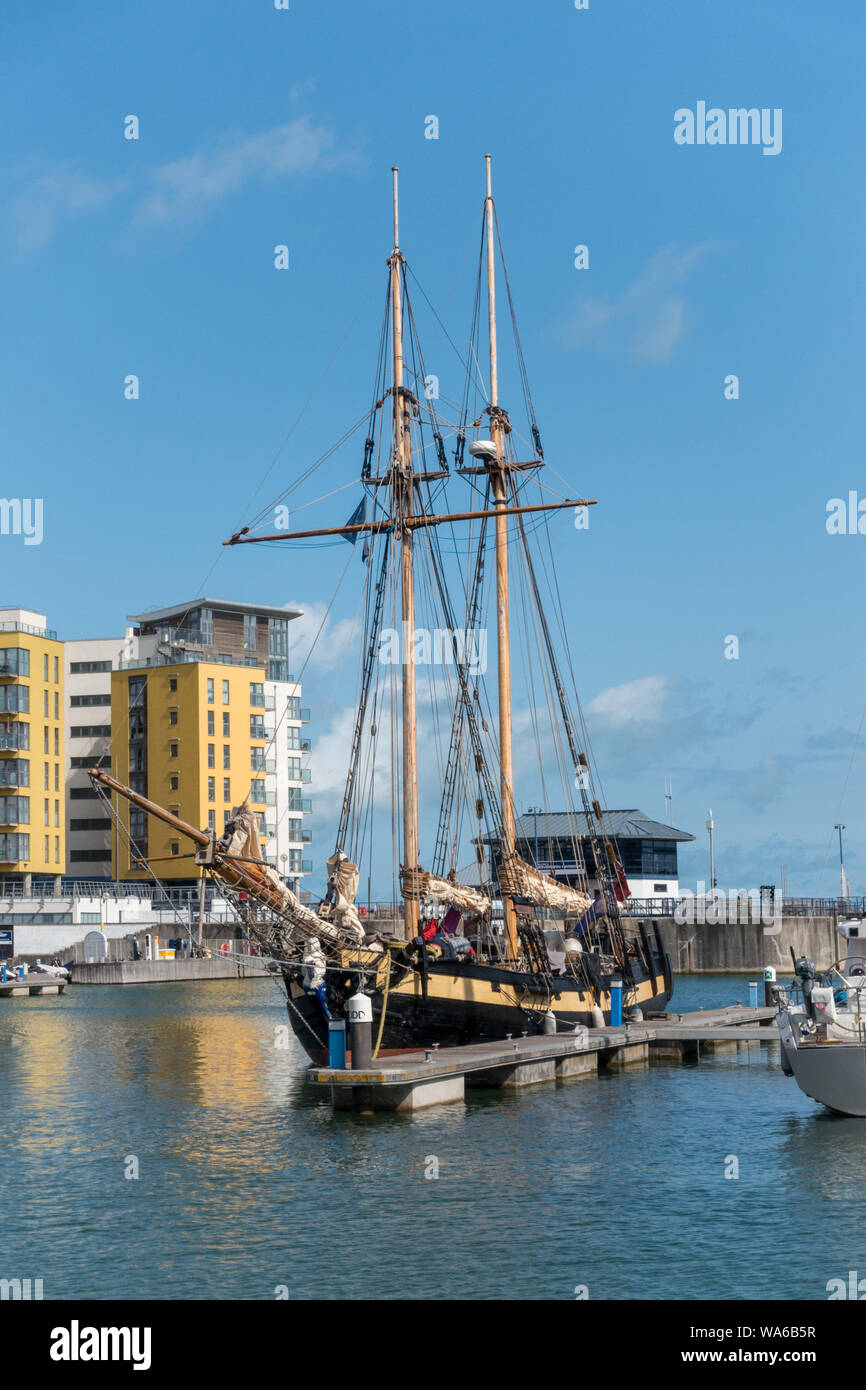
[777,918,866,1116]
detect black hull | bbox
[286,950,673,1064]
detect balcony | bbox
[301,831,312,844]
[300,708,311,722]
[301,859,312,874]
[0,621,56,639]
[300,739,311,753]
[264,695,275,710]
[301,798,312,813]
[0,735,28,753]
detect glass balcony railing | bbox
[0,621,56,639]
[301,859,312,874]
[300,708,311,722]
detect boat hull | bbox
[778,1007,866,1116]
[286,953,672,1064]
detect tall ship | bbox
[93,158,673,1062]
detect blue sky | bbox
[2,0,865,897]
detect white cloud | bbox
[285,599,361,674]
[586,674,674,727]
[9,116,351,253]
[12,165,122,253]
[134,117,343,226]
[562,241,720,363]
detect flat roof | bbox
[128,598,303,625]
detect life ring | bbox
[220,942,230,957]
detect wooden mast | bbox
[391,167,420,939]
[485,153,519,962]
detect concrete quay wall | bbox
[72,957,272,985]
[656,914,839,974]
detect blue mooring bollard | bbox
[328,1019,346,1069]
[610,976,623,1027]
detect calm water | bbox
[1,973,864,1301]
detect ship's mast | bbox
[390,167,420,939]
[485,154,519,962]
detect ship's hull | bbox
[285,949,673,1064]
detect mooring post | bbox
[329,1018,347,1068]
[348,991,373,1070]
[610,976,623,1027]
[764,966,777,1009]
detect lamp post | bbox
[834,823,846,901]
[706,809,716,891]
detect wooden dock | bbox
[307,1005,777,1111]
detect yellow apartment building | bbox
[0,608,65,884]
[110,659,277,880]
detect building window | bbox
[44,834,49,859]
[287,726,300,750]
[287,758,302,780]
[0,648,29,676]
[222,713,230,737]
[250,748,265,771]
[223,745,230,770]
[170,742,178,759]
[208,777,215,802]
[207,710,214,737]
[54,765,59,790]
[54,800,59,827]
[169,709,178,725]
[54,836,60,864]
[169,676,178,692]
[43,727,49,753]
[222,679,230,704]
[268,617,289,683]
[654,883,667,893]
[54,729,59,755]
[43,689,48,716]
[70,660,111,674]
[53,655,59,683]
[170,775,179,791]
[207,744,215,769]
[223,778,231,802]
[207,677,214,703]
[43,763,49,790]
[244,614,257,651]
[43,653,48,680]
[249,779,266,804]
[250,715,265,739]
[70,693,110,707]
[249,683,264,707]
[208,810,215,833]
[170,841,179,856]
[54,692,59,719]
[71,725,110,739]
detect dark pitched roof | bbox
[513,810,695,843]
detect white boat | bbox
[777,918,866,1115]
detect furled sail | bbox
[325,850,365,939]
[218,807,364,947]
[402,866,490,917]
[498,852,593,915]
